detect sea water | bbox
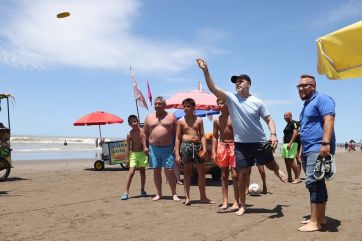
[10,136,122,161]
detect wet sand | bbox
[1,151,361,241]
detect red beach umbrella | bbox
[73,111,123,139]
[166,90,218,110]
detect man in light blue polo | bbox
[197,58,287,216]
[297,74,336,232]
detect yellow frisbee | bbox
[57,12,70,18]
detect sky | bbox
[1,0,362,143]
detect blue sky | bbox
[1,0,361,143]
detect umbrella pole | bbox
[98,125,102,140]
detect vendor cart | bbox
[94,140,129,170]
[0,93,13,181]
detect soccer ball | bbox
[248,183,261,195]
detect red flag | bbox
[147,80,152,106]
[130,69,148,110]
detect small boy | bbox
[120,115,148,200]
[175,98,214,205]
[212,99,239,210]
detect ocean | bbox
[10,136,123,161]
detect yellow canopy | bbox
[317,21,362,80]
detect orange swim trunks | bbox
[216,142,236,168]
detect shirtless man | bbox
[175,98,214,205]
[143,96,180,201]
[212,99,239,210]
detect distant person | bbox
[212,99,239,210]
[297,74,336,232]
[344,142,348,151]
[175,98,214,206]
[281,112,301,183]
[143,96,180,201]
[63,140,68,146]
[120,115,148,200]
[95,138,99,147]
[197,58,287,216]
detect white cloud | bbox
[0,0,217,74]
[311,0,362,28]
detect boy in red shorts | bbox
[212,99,239,210]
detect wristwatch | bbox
[321,141,330,146]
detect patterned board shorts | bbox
[180,142,205,164]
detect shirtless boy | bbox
[175,98,214,205]
[212,99,239,210]
[143,96,180,201]
[120,115,148,200]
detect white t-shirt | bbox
[225,92,269,143]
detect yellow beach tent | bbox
[317,20,362,80]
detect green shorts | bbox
[129,151,148,168]
[281,143,298,158]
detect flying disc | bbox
[57,12,70,18]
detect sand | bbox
[1,152,362,241]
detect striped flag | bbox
[130,68,148,110]
[147,80,152,106]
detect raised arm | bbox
[196,59,227,102]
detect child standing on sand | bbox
[120,115,148,200]
[175,98,214,206]
[212,99,240,211]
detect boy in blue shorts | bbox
[121,115,148,200]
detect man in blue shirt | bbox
[297,74,336,232]
[197,58,287,216]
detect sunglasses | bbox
[296,83,315,89]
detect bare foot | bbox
[200,199,216,204]
[173,195,180,202]
[262,184,267,194]
[219,203,228,210]
[291,178,302,184]
[301,218,327,225]
[230,203,239,211]
[235,206,246,216]
[298,222,321,232]
[152,195,162,201]
[275,170,288,183]
[183,199,191,206]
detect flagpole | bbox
[135,99,140,121]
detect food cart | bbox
[94,140,129,170]
[0,93,13,181]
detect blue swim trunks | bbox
[149,143,175,169]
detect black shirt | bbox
[283,120,300,143]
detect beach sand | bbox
[1,152,362,241]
